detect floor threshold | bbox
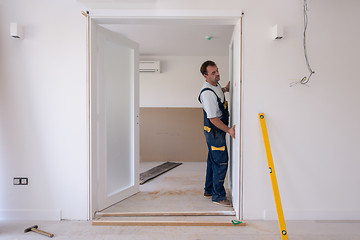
[92,220,246,226]
[95,211,236,217]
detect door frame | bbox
[228,16,244,220]
[86,9,244,220]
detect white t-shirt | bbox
[199,81,224,119]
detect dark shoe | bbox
[203,192,212,199]
[212,199,232,207]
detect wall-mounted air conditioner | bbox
[139,60,160,73]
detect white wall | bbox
[1,0,360,221]
[140,56,229,107]
[242,0,360,220]
[0,0,88,220]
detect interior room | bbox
[1,0,360,239]
[91,21,238,222]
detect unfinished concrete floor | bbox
[1,220,360,239]
[95,162,235,225]
[100,162,233,214]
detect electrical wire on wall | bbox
[290,0,315,87]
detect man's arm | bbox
[209,117,235,139]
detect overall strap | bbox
[198,87,221,103]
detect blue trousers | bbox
[204,128,229,202]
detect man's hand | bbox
[227,125,235,139]
[209,117,236,139]
[222,81,230,92]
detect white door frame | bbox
[86,9,244,220]
[228,16,244,220]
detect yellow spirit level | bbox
[259,113,288,240]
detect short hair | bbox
[200,60,217,75]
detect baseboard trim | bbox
[0,209,61,221]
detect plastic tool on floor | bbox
[259,113,288,240]
[231,220,243,225]
[24,225,54,238]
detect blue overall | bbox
[198,88,229,202]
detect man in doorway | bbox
[198,60,235,207]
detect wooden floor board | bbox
[92,220,246,226]
[140,161,182,185]
[96,211,235,217]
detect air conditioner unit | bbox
[139,60,160,73]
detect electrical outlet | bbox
[20,178,28,185]
[13,177,28,185]
[13,178,21,185]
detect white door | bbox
[228,18,242,219]
[90,22,140,214]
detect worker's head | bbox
[200,60,220,85]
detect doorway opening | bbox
[88,11,243,223]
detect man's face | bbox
[204,65,220,85]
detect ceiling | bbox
[101,22,234,56]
